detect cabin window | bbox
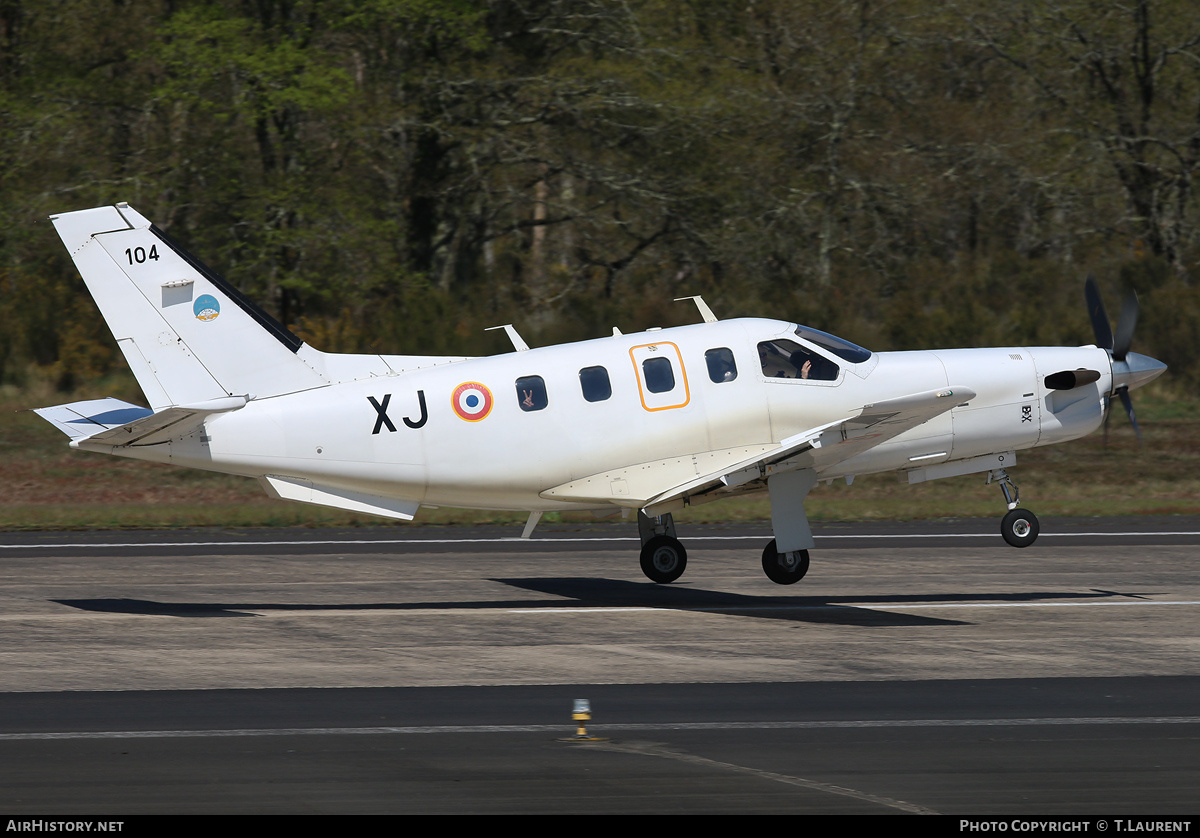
[705,348,737,383]
[579,366,612,402]
[757,339,839,381]
[515,375,549,411]
[642,357,676,393]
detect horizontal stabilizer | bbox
[34,396,250,447]
[32,398,153,440]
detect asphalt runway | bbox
[1,517,1199,815]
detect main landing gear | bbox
[761,539,810,585]
[640,535,687,583]
[988,468,1040,548]
[637,511,687,583]
[636,514,809,586]
[636,468,821,586]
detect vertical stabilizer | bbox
[50,204,328,410]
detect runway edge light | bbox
[562,698,605,742]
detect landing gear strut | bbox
[988,468,1039,548]
[635,468,822,585]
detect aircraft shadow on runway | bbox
[487,579,1124,627]
[50,583,1141,626]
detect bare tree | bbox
[968,0,1200,276]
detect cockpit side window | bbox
[758,339,840,381]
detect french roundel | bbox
[451,382,493,422]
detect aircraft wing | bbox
[34,396,249,447]
[541,386,974,515]
[642,385,974,515]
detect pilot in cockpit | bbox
[758,339,840,381]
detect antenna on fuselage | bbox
[485,324,530,352]
[674,295,718,323]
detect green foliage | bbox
[0,0,1198,389]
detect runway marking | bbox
[4,715,1198,741]
[592,739,939,814]
[3,531,1200,550]
[509,607,671,613]
[865,600,1200,610]
[508,600,1200,614]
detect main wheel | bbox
[1001,508,1039,548]
[640,535,688,583]
[761,539,810,585]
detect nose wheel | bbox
[989,468,1040,548]
[1001,508,1039,548]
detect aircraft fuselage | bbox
[78,317,1113,513]
[40,203,1167,582]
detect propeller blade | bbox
[1084,274,1113,351]
[1103,395,1111,447]
[1117,387,1143,445]
[1113,290,1139,362]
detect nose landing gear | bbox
[988,468,1039,548]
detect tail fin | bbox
[50,204,327,410]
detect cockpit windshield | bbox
[793,325,872,364]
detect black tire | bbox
[1001,508,1040,548]
[640,535,687,583]
[761,539,810,585]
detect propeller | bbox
[1084,274,1114,353]
[1084,274,1146,444]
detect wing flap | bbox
[539,444,780,507]
[641,385,974,515]
[638,417,850,513]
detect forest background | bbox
[1,0,1198,528]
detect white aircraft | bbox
[33,203,1166,584]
